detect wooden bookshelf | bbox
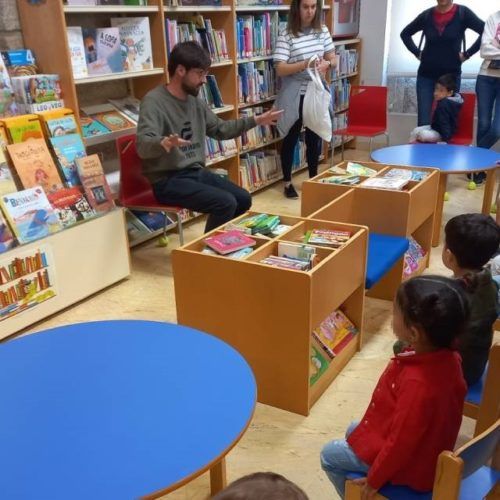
[172,212,368,415]
[301,161,440,300]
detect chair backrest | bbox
[117,134,157,207]
[348,86,388,130]
[475,343,500,435]
[448,92,476,145]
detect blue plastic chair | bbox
[345,419,500,500]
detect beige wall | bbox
[0,0,23,50]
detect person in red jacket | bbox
[320,275,469,499]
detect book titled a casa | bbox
[204,230,256,255]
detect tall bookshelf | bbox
[15,0,362,239]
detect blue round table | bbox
[0,320,256,499]
[371,144,500,246]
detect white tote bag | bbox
[303,55,332,142]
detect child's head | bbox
[394,276,469,350]
[211,472,309,500]
[434,74,456,101]
[443,213,500,273]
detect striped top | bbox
[274,25,335,93]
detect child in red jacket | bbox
[320,276,469,499]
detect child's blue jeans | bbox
[320,422,370,499]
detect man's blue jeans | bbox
[416,74,462,126]
[320,422,369,499]
[476,75,500,149]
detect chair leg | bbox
[341,136,345,161]
[385,132,389,147]
[177,212,184,246]
[162,212,168,239]
[369,137,373,155]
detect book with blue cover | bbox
[50,134,86,187]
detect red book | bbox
[204,230,256,255]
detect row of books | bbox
[65,1,148,5]
[238,61,277,105]
[330,78,351,113]
[226,213,291,236]
[206,137,237,162]
[239,150,281,191]
[165,17,229,63]
[200,75,224,109]
[66,17,153,79]
[239,107,279,150]
[236,13,285,60]
[310,309,358,385]
[332,46,359,79]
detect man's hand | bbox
[161,134,191,153]
[255,108,284,127]
[352,477,378,500]
[459,52,467,63]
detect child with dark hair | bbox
[321,276,468,498]
[212,472,309,500]
[442,213,500,386]
[409,73,463,143]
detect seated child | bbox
[442,213,500,386]
[212,472,308,499]
[409,73,463,143]
[321,276,469,498]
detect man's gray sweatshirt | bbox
[136,85,256,184]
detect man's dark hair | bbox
[445,213,500,269]
[437,73,457,93]
[167,41,211,77]
[212,472,309,500]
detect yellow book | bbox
[1,114,44,143]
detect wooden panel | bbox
[307,189,356,223]
[302,181,352,217]
[406,169,439,234]
[366,257,405,301]
[1,210,131,339]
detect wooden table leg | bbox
[482,169,496,215]
[432,173,447,247]
[210,457,227,496]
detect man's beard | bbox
[182,81,201,97]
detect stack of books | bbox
[238,60,277,105]
[203,230,256,258]
[304,228,351,248]
[313,309,358,359]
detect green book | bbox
[310,344,329,386]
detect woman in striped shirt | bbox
[274,0,336,199]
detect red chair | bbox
[117,134,185,245]
[448,92,476,145]
[332,85,389,161]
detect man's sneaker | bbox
[284,184,299,199]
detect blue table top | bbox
[371,144,500,173]
[0,320,256,500]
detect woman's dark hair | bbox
[396,275,470,349]
[167,41,211,77]
[212,472,309,500]
[287,0,323,37]
[437,73,458,93]
[445,213,500,270]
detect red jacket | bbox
[347,349,466,492]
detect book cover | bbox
[204,230,256,255]
[46,115,79,137]
[0,187,62,244]
[4,115,44,143]
[110,17,153,71]
[131,210,167,232]
[306,228,351,248]
[1,50,37,77]
[0,147,17,197]
[0,207,15,254]
[7,139,64,194]
[92,110,135,131]
[313,309,358,359]
[125,209,151,244]
[11,75,62,105]
[82,27,124,75]
[80,115,110,138]
[50,134,86,187]
[74,153,105,179]
[310,343,329,385]
[108,96,141,123]
[66,27,89,79]
[360,177,409,191]
[384,168,429,182]
[48,187,96,228]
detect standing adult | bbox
[401,0,484,127]
[273,0,336,199]
[136,42,281,233]
[476,10,500,150]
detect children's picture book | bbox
[277,241,317,265]
[11,75,62,105]
[0,187,62,244]
[66,27,89,79]
[82,27,124,75]
[125,209,151,244]
[7,139,64,194]
[310,342,329,386]
[50,134,86,187]
[0,207,15,254]
[204,230,256,255]
[92,109,135,131]
[111,17,153,71]
[305,228,351,248]
[80,115,110,138]
[75,154,115,213]
[4,115,44,143]
[313,309,358,359]
[108,96,141,123]
[360,177,409,191]
[384,168,429,182]
[0,147,16,197]
[345,161,377,177]
[1,50,37,77]
[131,210,167,232]
[46,115,79,137]
[0,56,17,118]
[260,255,311,271]
[48,187,95,228]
